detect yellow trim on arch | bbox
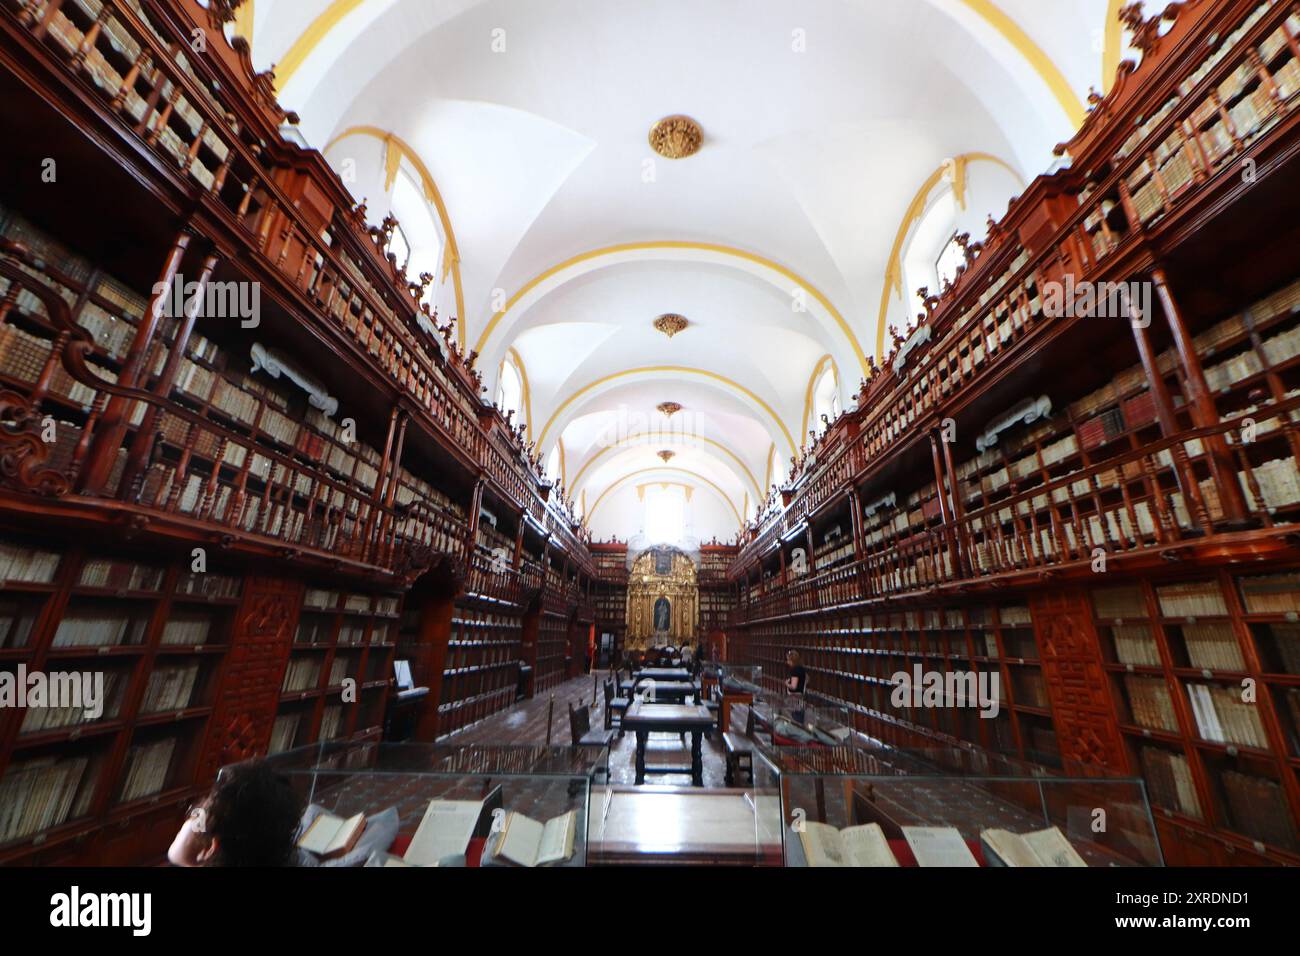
[763,442,776,494]
[956,0,1085,127]
[800,354,838,446]
[588,468,743,529]
[323,126,466,347]
[569,434,764,502]
[273,0,367,92]
[537,366,797,458]
[1102,0,1125,93]
[874,153,1024,358]
[234,0,255,45]
[556,436,567,488]
[473,241,870,378]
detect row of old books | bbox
[20,672,129,734]
[78,559,166,593]
[161,614,215,646]
[1139,745,1204,819]
[1155,581,1228,617]
[269,713,302,754]
[1176,622,1247,671]
[327,658,353,687]
[141,663,201,713]
[1241,457,1300,510]
[1239,572,1300,613]
[282,657,323,693]
[1093,584,1148,620]
[319,705,343,741]
[0,540,61,585]
[52,610,150,648]
[174,571,242,601]
[0,755,95,843]
[0,600,40,650]
[1110,623,1163,667]
[1187,682,1269,749]
[1124,675,1179,732]
[118,737,176,803]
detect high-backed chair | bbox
[569,702,616,749]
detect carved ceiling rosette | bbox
[656,401,683,417]
[653,313,689,338]
[649,115,703,159]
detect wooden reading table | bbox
[621,702,714,786]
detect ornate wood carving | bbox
[1030,590,1130,775]
[197,578,304,781]
[0,391,71,497]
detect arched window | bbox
[496,356,524,427]
[812,363,841,434]
[644,484,686,546]
[902,189,960,316]
[388,167,443,308]
[545,445,561,483]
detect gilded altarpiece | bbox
[626,548,698,650]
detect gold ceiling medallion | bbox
[649,115,703,159]
[657,450,676,463]
[657,402,682,417]
[653,313,689,338]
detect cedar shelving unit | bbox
[0,0,604,864]
[722,0,1300,867]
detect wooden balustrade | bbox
[0,248,469,578]
[734,393,1300,623]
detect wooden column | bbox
[929,429,965,577]
[119,248,220,495]
[79,229,191,495]
[1152,268,1249,523]
[1127,285,1212,530]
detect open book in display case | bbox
[754,743,1162,867]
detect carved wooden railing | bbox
[735,395,1300,621]
[0,248,468,578]
[462,549,530,606]
[783,437,864,531]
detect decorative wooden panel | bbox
[1030,589,1130,775]
[197,577,304,781]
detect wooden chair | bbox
[569,702,615,784]
[569,702,616,749]
[603,679,630,732]
[723,705,757,787]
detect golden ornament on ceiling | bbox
[658,450,676,463]
[657,402,683,417]
[649,114,703,159]
[653,313,689,338]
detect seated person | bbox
[167,760,304,867]
[680,643,694,665]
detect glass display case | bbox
[755,744,1163,867]
[234,742,608,867]
[588,782,786,865]
[717,664,763,695]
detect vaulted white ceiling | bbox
[236,0,1130,543]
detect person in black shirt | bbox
[785,650,807,723]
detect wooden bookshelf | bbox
[0,0,602,864]
[722,0,1300,866]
